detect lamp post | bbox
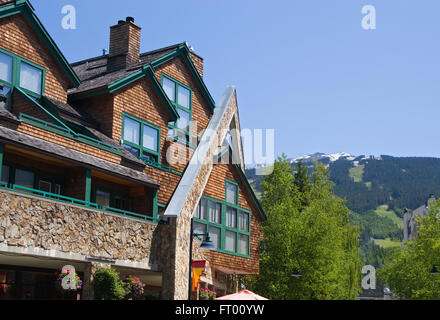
[429,265,439,299]
[188,219,215,300]
[431,265,439,275]
[290,269,302,278]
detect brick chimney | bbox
[108,17,141,71]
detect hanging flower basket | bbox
[55,268,83,292]
[199,287,216,300]
[123,275,145,300]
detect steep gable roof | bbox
[0,0,80,87]
[68,43,216,120]
[165,86,266,221]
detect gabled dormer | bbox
[68,18,217,182]
[0,0,80,104]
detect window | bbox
[1,165,9,184]
[226,181,238,205]
[162,77,175,101]
[122,113,160,163]
[95,189,110,207]
[0,52,12,84]
[93,186,133,211]
[38,180,52,193]
[122,144,139,157]
[194,221,206,236]
[208,201,221,224]
[37,173,63,194]
[238,234,249,255]
[194,193,251,257]
[176,108,190,132]
[0,86,11,109]
[14,169,34,189]
[162,74,192,144]
[238,211,249,232]
[178,85,190,109]
[0,49,45,99]
[143,124,158,152]
[226,207,237,228]
[20,62,43,95]
[209,226,221,250]
[225,231,236,252]
[114,195,132,211]
[123,117,140,145]
[195,198,207,220]
[1,163,64,195]
[54,184,61,195]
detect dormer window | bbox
[0,49,45,101]
[122,113,160,163]
[0,52,12,84]
[161,74,192,145]
[20,61,43,95]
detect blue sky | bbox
[33,0,440,160]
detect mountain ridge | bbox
[247,152,440,213]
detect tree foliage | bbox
[378,200,440,299]
[245,155,361,300]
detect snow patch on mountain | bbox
[288,152,355,164]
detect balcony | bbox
[0,139,160,224]
[0,182,158,223]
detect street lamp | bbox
[431,265,439,275]
[188,219,215,300]
[291,269,302,278]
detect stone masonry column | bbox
[161,88,240,300]
[81,262,111,300]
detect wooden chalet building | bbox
[0,0,265,300]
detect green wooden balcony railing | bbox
[0,183,158,223]
[11,184,99,208]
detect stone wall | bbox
[0,190,164,270]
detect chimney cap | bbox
[118,20,125,25]
[126,16,135,23]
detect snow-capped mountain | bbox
[288,152,356,165]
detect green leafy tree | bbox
[379,200,440,299]
[294,160,311,207]
[246,155,361,299]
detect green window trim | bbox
[161,73,193,144]
[194,194,251,258]
[121,112,161,163]
[0,47,46,99]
